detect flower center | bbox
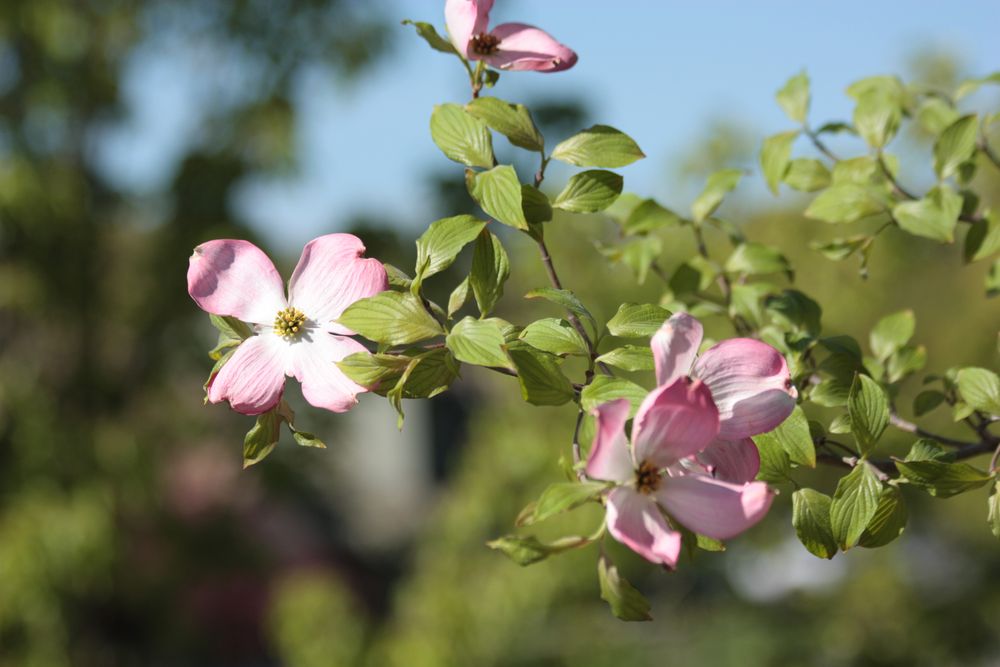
[469,32,501,56]
[273,306,307,339]
[635,460,661,495]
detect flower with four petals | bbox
[187,234,388,415]
[586,313,798,567]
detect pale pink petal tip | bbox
[207,335,287,415]
[694,338,797,440]
[606,487,682,567]
[652,312,704,387]
[585,399,633,483]
[486,23,578,72]
[697,438,761,484]
[290,333,370,413]
[187,239,286,324]
[657,476,774,541]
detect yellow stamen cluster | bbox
[635,460,661,495]
[470,32,501,56]
[274,306,306,339]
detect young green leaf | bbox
[401,20,459,55]
[848,374,889,456]
[508,344,575,406]
[869,309,915,361]
[243,409,282,469]
[337,352,411,388]
[531,481,607,524]
[753,406,815,468]
[725,242,792,278]
[754,431,793,484]
[430,103,494,168]
[853,88,901,148]
[551,125,645,168]
[606,302,671,338]
[470,230,509,316]
[580,376,648,414]
[830,463,882,550]
[805,184,884,223]
[446,317,512,369]
[913,390,946,417]
[291,430,326,449]
[447,277,470,317]
[414,215,487,280]
[760,131,798,195]
[519,318,589,356]
[488,533,597,566]
[956,367,1000,414]
[469,165,528,230]
[933,114,978,179]
[621,198,684,235]
[895,460,993,497]
[524,287,597,333]
[595,345,655,372]
[598,555,653,622]
[465,96,544,151]
[988,481,1000,539]
[521,184,552,223]
[552,169,623,213]
[963,211,1000,263]
[338,291,444,346]
[892,185,962,243]
[691,169,742,223]
[792,488,838,559]
[858,486,907,548]
[783,158,831,192]
[776,71,810,123]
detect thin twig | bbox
[889,411,980,448]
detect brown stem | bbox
[889,411,981,448]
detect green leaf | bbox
[934,114,978,179]
[446,317,512,369]
[508,344,575,406]
[810,236,867,261]
[243,410,282,468]
[964,210,1000,263]
[620,199,684,235]
[384,264,413,288]
[988,258,1000,297]
[895,460,993,497]
[337,291,444,346]
[595,345,655,372]
[988,481,1000,539]
[429,103,494,168]
[669,257,719,295]
[753,406,815,468]
[913,390,946,417]
[725,242,792,278]
[465,96,544,151]
[858,486,907,548]
[531,481,607,524]
[810,378,850,407]
[519,318,588,356]
[520,185,552,223]
[904,438,950,462]
[291,430,326,449]
[764,289,822,337]
[852,88,901,148]
[870,309,915,361]
[486,535,552,566]
[848,374,889,456]
[401,348,459,399]
[776,71,810,123]
[691,169,742,223]
[469,165,528,230]
[470,230,509,316]
[337,352,410,388]
[783,158,831,192]
[916,96,960,135]
[892,185,962,243]
[524,287,597,334]
[830,463,882,550]
[760,131,798,195]
[447,277,469,317]
[805,184,884,223]
[956,367,1000,414]
[955,71,1000,99]
[606,302,671,338]
[886,345,927,383]
[791,489,837,559]
[552,169,623,213]
[752,429,794,484]
[401,20,458,55]
[209,314,252,343]
[551,125,645,168]
[414,215,486,280]
[580,376,648,415]
[598,555,652,622]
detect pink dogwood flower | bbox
[187,234,388,415]
[445,0,577,72]
[585,312,797,567]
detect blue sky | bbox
[96,1,1000,253]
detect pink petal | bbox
[287,234,388,334]
[444,0,493,58]
[651,312,703,387]
[207,334,288,415]
[486,23,578,72]
[697,438,761,484]
[585,399,633,483]
[632,378,720,468]
[656,476,773,541]
[188,239,286,325]
[693,338,798,440]
[606,487,682,567]
[289,332,369,413]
